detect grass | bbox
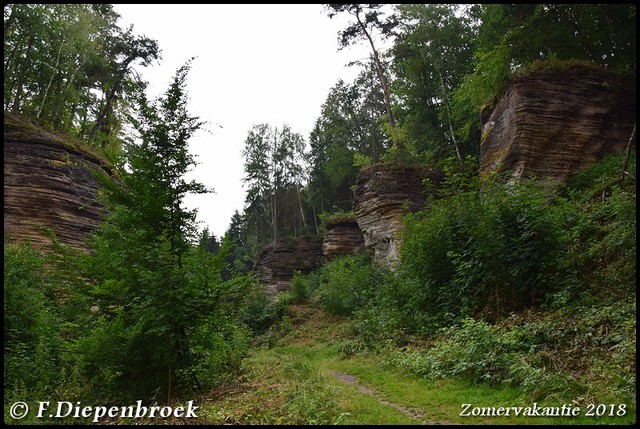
[195,303,636,425]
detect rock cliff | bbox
[253,235,324,300]
[4,112,111,252]
[480,64,636,182]
[322,216,365,260]
[352,164,443,267]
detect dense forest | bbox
[4,4,636,424]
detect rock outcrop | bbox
[352,164,443,267]
[253,235,324,300]
[481,64,636,182]
[322,216,365,260]
[4,112,111,253]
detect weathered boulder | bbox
[352,164,443,267]
[322,216,365,260]
[253,235,324,300]
[481,63,636,182]
[4,112,111,253]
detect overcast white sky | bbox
[113,4,388,239]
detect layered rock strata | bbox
[322,217,365,260]
[481,64,636,182]
[4,112,111,252]
[253,235,324,300]
[352,164,443,267]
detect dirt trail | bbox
[328,369,450,425]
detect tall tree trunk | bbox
[437,68,463,164]
[4,5,16,38]
[271,189,278,246]
[37,35,65,118]
[360,35,394,128]
[296,183,307,233]
[4,36,23,78]
[11,35,35,113]
[52,55,88,126]
[620,122,636,183]
[355,13,397,141]
[89,56,135,144]
[312,204,319,235]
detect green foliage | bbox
[559,151,637,301]
[317,210,357,234]
[383,318,533,386]
[382,300,636,401]
[3,4,160,148]
[242,123,310,247]
[400,178,573,331]
[291,271,310,303]
[238,283,275,335]
[306,71,390,219]
[392,4,478,162]
[313,254,378,317]
[3,243,63,401]
[71,60,249,403]
[352,152,372,168]
[451,4,636,147]
[334,151,635,402]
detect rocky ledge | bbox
[352,164,443,267]
[253,235,324,300]
[480,63,636,182]
[322,216,365,260]
[4,112,111,253]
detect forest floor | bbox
[192,304,634,425]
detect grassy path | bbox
[196,304,635,425]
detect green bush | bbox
[314,254,378,316]
[4,243,64,401]
[239,283,272,334]
[383,318,532,385]
[290,271,310,303]
[564,151,635,288]
[399,178,572,331]
[381,300,636,401]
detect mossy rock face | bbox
[253,235,324,301]
[4,112,113,252]
[322,211,358,230]
[4,112,109,167]
[480,63,636,182]
[352,164,444,268]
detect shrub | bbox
[4,243,64,401]
[400,178,573,331]
[314,254,377,316]
[291,271,310,303]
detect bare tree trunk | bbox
[52,55,89,126]
[312,204,319,235]
[621,122,636,183]
[438,68,463,164]
[271,189,278,247]
[89,56,135,144]
[271,131,279,247]
[355,13,397,137]
[296,183,307,233]
[37,35,65,118]
[11,36,35,113]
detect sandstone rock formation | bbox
[253,235,324,300]
[4,112,111,253]
[322,216,365,260]
[480,64,636,182]
[352,164,443,267]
